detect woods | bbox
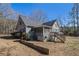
[0,4,17,34]
[61,3,79,36]
[0,12,17,34]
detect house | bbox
[15,15,60,41]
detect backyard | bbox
[0,35,79,56]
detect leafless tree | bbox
[0,3,18,20]
[30,10,48,24]
[0,4,17,34]
[70,3,79,33]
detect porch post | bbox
[43,26,44,41]
[43,26,47,42]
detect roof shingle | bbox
[19,15,57,27]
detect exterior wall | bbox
[26,27,31,33]
[16,17,26,32]
[37,33,43,40]
[43,27,51,40]
[52,21,60,32]
[43,21,60,40]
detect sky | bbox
[11,3,73,25]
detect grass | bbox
[64,36,79,56]
[0,36,79,56]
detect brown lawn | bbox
[0,35,79,56]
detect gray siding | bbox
[26,27,31,33]
[43,21,60,40]
[16,17,26,32]
[43,27,51,40]
[52,21,60,32]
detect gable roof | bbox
[43,19,57,26]
[19,15,43,27]
[19,15,57,27]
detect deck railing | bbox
[49,32,66,43]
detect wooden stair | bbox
[49,32,66,43]
[54,33,66,43]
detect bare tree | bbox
[0,3,18,20]
[30,10,48,24]
[70,3,79,34]
[0,4,17,34]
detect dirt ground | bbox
[0,35,43,56]
[65,36,79,56]
[0,35,79,56]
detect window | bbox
[52,29,59,32]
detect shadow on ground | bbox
[0,35,19,40]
